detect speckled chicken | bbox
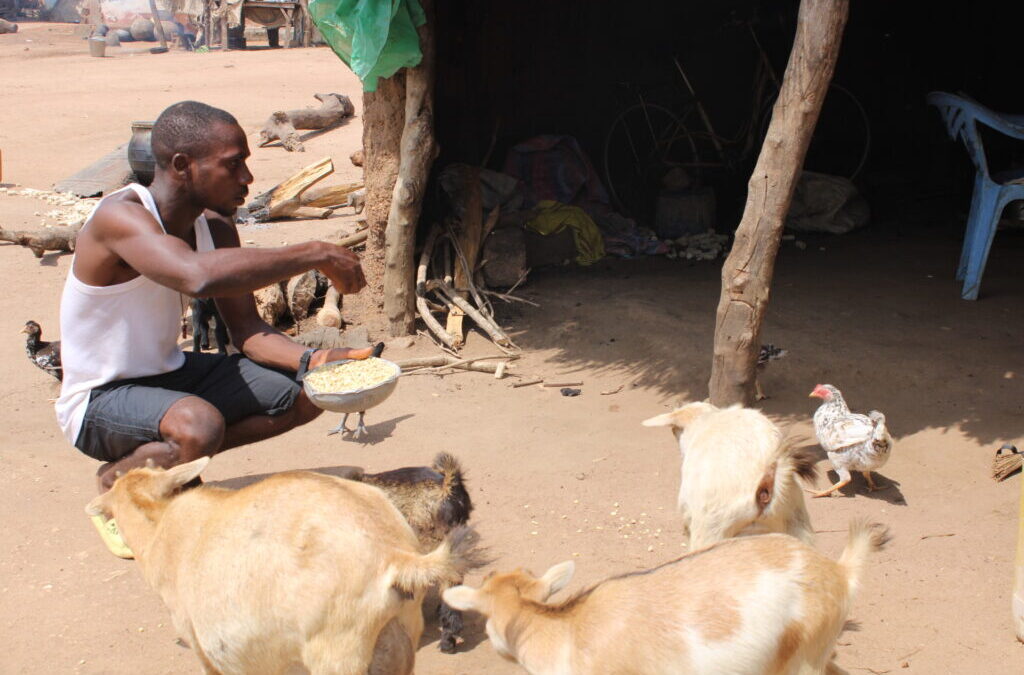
[809,384,892,497]
[22,320,62,381]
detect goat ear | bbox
[85,494,108,517]
[642,402,716,429]
[442,585,480,612]
[157,457,210,495]
[539,561,575,599]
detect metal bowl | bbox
[302,358,402,414]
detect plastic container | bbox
[303,359,401,414]
[88,37,106,58]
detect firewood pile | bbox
[415,166,523,353]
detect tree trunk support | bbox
[708,0,849,406]
[383,0,436,336]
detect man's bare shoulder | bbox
[87,190,162,239]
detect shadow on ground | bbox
[501,219,1024,446]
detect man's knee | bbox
[160,397,226,454]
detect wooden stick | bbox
[336,229,368,248]
[512,379,543,388]
[316,286,342,327]
[395,354,519,370]
[542,382,583,388]
[416,227,456,349]
[430,279,514,348]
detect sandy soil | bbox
[2,22,1023,675]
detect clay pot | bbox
[128,122,156,186]
[130,17,155,41]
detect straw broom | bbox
[993,443,1023,482]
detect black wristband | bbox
[296,349,317,382]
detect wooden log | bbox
[246,157,334,221]
[254,282,287,326]
[286,270,318,322]
[0,18,19,34]
[336,228,368,249]
[0,225,79,257]
[316,286,342,328]
[708,0,849,407]
[384,0,437,337]
[258,93,355,152]
[301,182,364,208]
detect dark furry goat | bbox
[191,298,229,354]
[354,453,474,653]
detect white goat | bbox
[643,402,818,549]
[445,521,888,675]
[85,457,484,675]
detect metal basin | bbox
[303,358,401,413]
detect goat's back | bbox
[566,534,850,674]
[145,472,423,674]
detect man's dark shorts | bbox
[75,352,301,462]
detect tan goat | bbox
[643,402,818,549]
[445,522,888,675]
[85,457,484,675]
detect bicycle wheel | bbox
[756,82,871,181]
[603,102,702,220]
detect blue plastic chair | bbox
[927,92,1024,299]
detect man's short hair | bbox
[151,101,239,168]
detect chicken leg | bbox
[327,413,351,437]
[862,471,887,492]
[326,412,368,438]
[809,468,851,498]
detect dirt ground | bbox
[2,22,1023,675]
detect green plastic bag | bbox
[309,0,426,92]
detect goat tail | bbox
[837,520,890,597]
[391,525,488,594]
[433,453,465,493]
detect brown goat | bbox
[85,457,485,674]
[352,452,474,653]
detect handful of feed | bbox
[305,357,396,393]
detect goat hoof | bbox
[438,635,457,653]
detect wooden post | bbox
[708,0,849,406]
[1015,472,1024,642]
[149,0,169,49]
[220,1,229,50]
[382,0,436,336]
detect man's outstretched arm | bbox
[94,200,366,298]
[204,213,371,372]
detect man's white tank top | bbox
[55,184,215,445]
